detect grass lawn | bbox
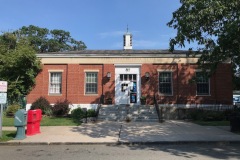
[40,116,80,126]
[192,120,230,126]
[3,114,80,127]
[1,114,80,142]
[0,131,16,142]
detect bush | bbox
[205,111,225,121]
[6,104,20,116]
[31,97,52,115]
[87,109,97,117]
[186,109,226,121]
[186,109,204,120]
[52,100,70,116]
[71,108,85,122]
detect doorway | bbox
[115,65,140,105]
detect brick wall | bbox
[141,63,232,105]
[27,63,232,105]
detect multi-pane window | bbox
[120,74,137,81]
[196,72,210,95]
[49,72,62,94]
[159,72,172,95]
[85,72,98,94]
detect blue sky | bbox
[0,0,186,50]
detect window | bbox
[119,74,137,81]
[196,72,210,95]
[159,72,172,95]
[85,72,98,94]
[49,72,62,94]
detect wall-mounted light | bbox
[145,72,150,80]
[107,72,111,79]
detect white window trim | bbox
[195,71,211,96]
[84,72,98,95]
[48,71,63,95]
[158,71,173,96]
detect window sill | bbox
[196,94,211,96]
[49,94,62,96]
[84,94,98,96]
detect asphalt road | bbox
[0,144,240,160]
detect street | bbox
[0,144,240,160]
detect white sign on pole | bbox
[0,93,7,104]
[0,81,7,92]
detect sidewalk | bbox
[2,120,240,145]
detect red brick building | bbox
[26,32,232,110]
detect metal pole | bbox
[0,104,3,138]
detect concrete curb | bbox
[1,140,240,146]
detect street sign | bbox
[0,81,7,92]
[0,93,7,104]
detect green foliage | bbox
[186,109,227,121]
[0,33,42,103]
[31,96,52,115]
[168,0,240,74]
[140,96,146,104]
[0,131,16,142]
[6,104,20,116]
[70,108,96,123]
[233,75,240,90]
[40,116,80,126]
[87,109,97,117]
[71,108,85,123]
[14,25,87,53]
[52,99,70,116]
[3,113,79,127]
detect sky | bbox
[0,0,187,50]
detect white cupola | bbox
[123,26,132,50]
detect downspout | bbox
[66,64,68,100]
[102,64,104,103]
[214,72,217,104]
[176,64,179,107]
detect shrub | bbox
[140,96,146,105]
[31,96,52,115]
[71,108,85,122]
[87,109,97,117]
[186,109,204,120]
[6,104,20,116]
[44,108,53,116]
[186,109,226,121]
[202,111,225,121]
[52,99,70,116]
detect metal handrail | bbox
[154,94,162,123]
[96,97,102,119]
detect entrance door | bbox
[118,74,137,104]
[115,65,140,105]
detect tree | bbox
[0,33,42,104]
[167,0,240,75]
[14,25,87,53]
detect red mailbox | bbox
[26,110,37,136]
[35,109,42,134]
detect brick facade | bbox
[27,62,232,107]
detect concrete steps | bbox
[97,105,159,122]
